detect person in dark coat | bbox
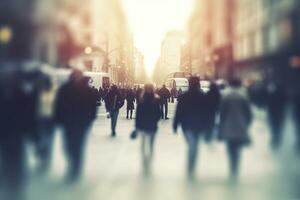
[0,69,39,198]
[204,82,221,142]
[173,77,207,180]
[126,88,135,119]
[55,70,97,182]
[98,86,105,102]
[158,85,171,119]
[265,82,286,150]
[177,87,183,97]
[136,86,143,105]
[105,85,124,137]
[219,78,252,179]
[170,87,177,103]
[135,84,161,175]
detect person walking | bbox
[204,82,221,142]
[170,87,177,103]
[158,85,171,119]
[135,84,161,176]
[173,77,207,180]
[55,70,97,182]
[126,88,135,119]
[105,85,124,137]
[265,82,286,150]
[218,78,252,180]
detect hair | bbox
[188,76,200,90]
[228,77,242,88]
[144,83,154,94]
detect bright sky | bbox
[123,0,193,76]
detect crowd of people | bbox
[1,68,300,199]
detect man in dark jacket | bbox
[170,87,177,103]
[126,88,135,119]
[265,83,286,150]
[55,70,97,182]
[173,76,207,180]
[135,84,161,175]
[105,85,124,137]
[158,85,171,119]
[204,82,221,142]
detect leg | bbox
[111,111,119,136]
[65,128,87,182]
[185,131,199,179]
[126,109,129,119]
[160,104,164,119]
[165,103,169,119]
[227,141,241,178]
[130,110,133,119]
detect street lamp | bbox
[84,46,92,55]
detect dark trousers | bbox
[227,141,243,177]
[0,136,25,197]
[127,109,133,119]
[64,126,88,182]
[183,130,200,179]
[160,103,168,119]
[269,118,284,150]
[110,110,119,135]
[36,118,55,173]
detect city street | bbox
[25,103,300,200]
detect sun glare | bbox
[123,0,193,77]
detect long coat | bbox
[219,87,252,143]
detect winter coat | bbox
[173,89,208,133]
[219,86,252,143]
[158,87,171,104]
[135,93,161,133]
[55,80,97,128]
[105,89,124,112]
[126,90,135,110]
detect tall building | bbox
[233,0,300,89]
[184,0,235,78]
[134,48,146,84]
[153,31,184,85]
[161,31,184,73]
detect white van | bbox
[165,78,189,92]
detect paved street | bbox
[25,103,300,200]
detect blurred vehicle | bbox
[54,69,110,89]
[215,79,227,90]
[166,71,192,79]
[200,80,211,93]
[165,77,189,93]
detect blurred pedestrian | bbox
[136,86,143,105]
[126,88,135,119]
[266,82,286,150]
[204,82,221,142]
[105,85,124,137]
[55,70,97,182]
[158,85,171,120]
[0,70,38,198]
[99,86,105,102]
[177,87,183,97]
[173,77,207,180]
[170,87,177,103]
[219,78,252,180]
[135,84,161,175]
